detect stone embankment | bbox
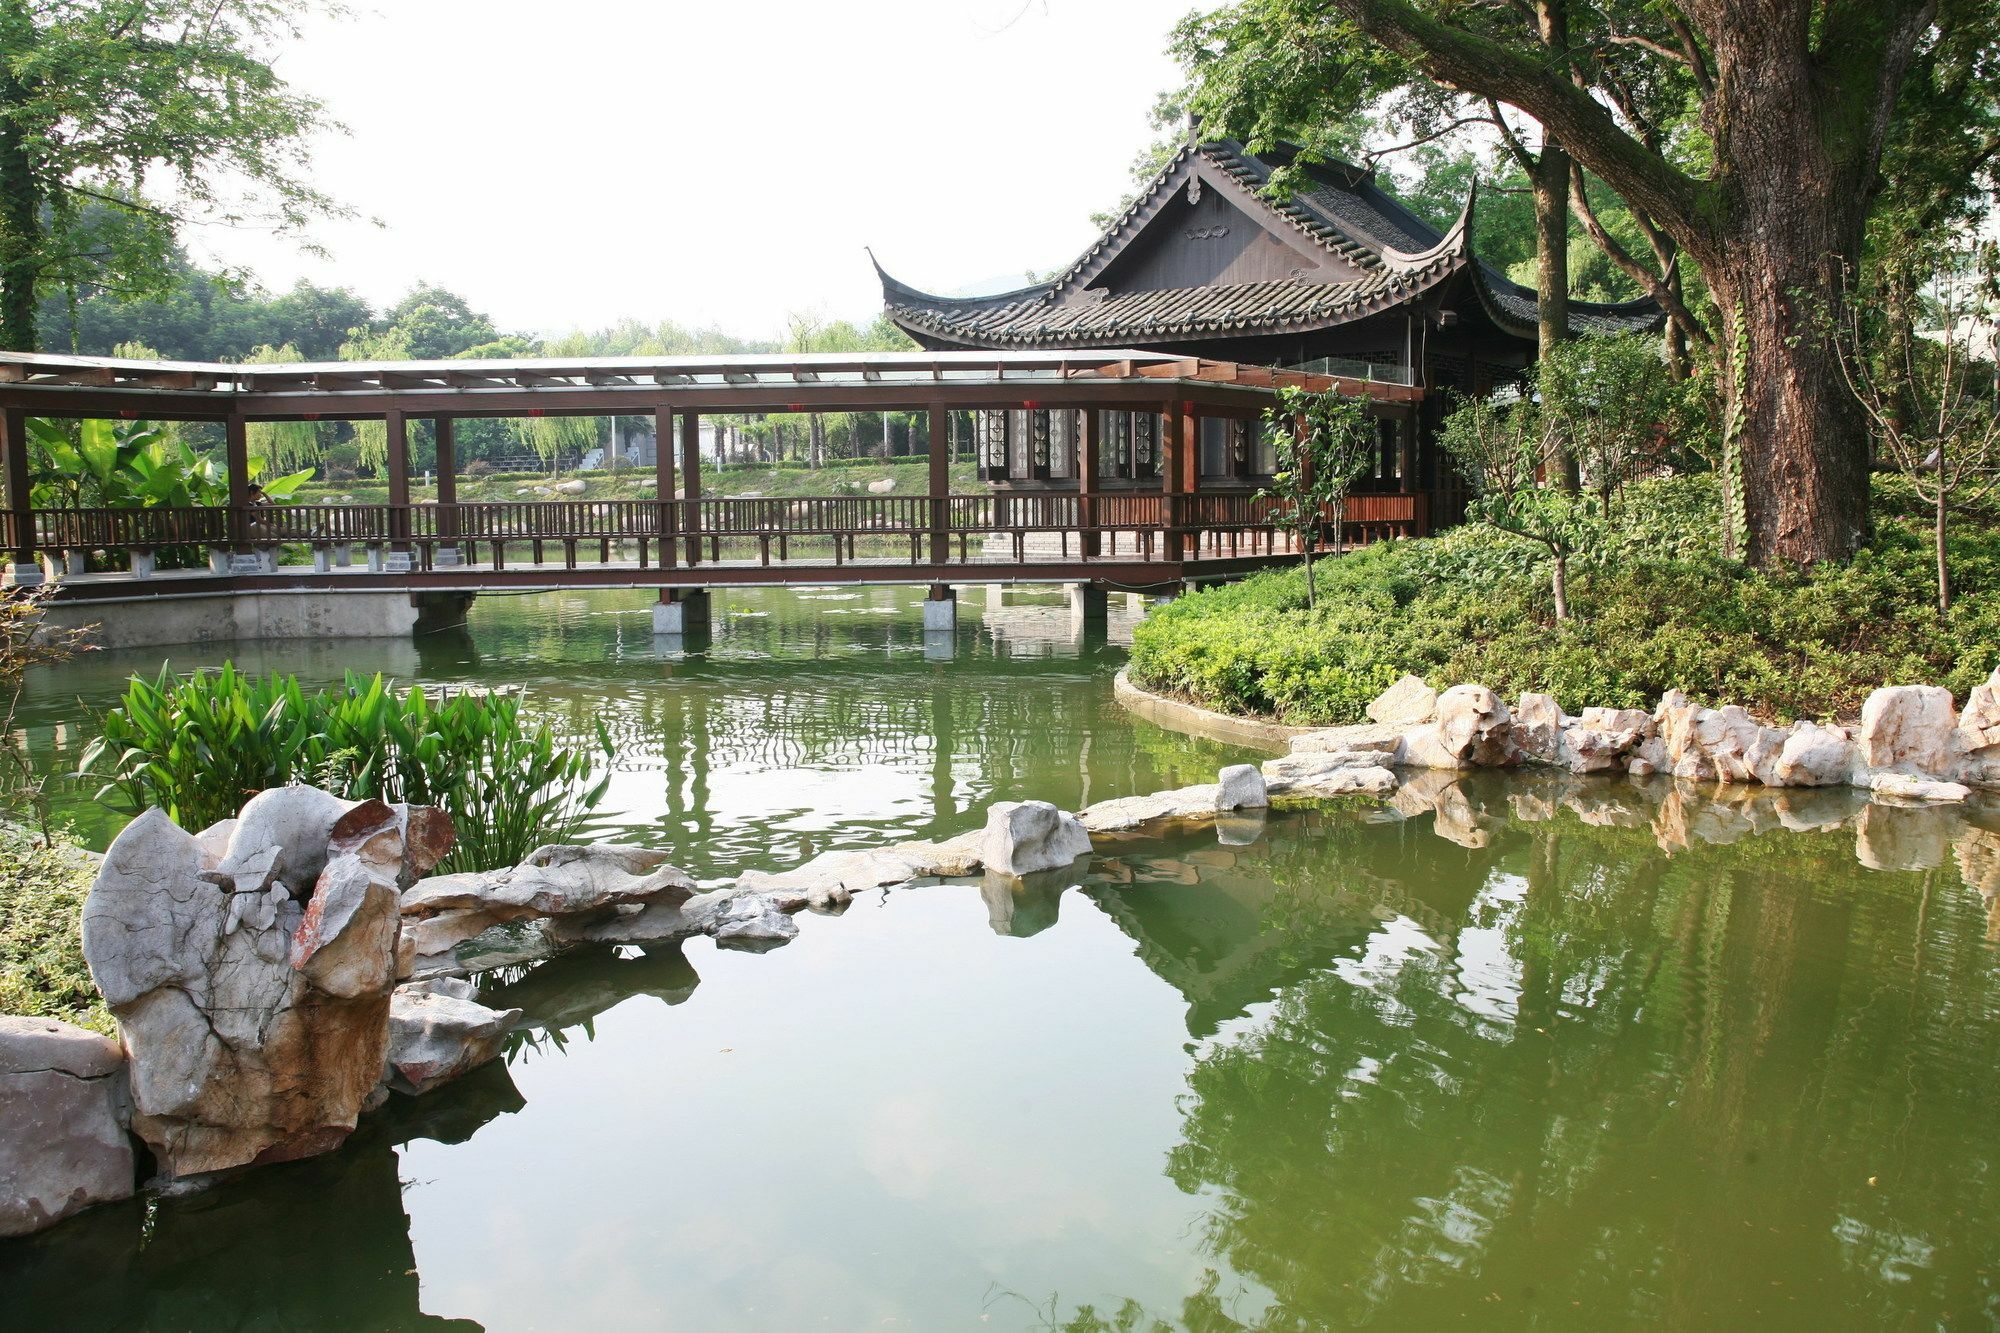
[1289,669,2000,803]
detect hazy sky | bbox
[198,1,1189,343]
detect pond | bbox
[5,589,2000,1328]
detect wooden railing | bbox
[11,490,1430,575]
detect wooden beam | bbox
[679,410,701,565]
[1,408,33,567]
[928,403,949,566]
[655,405,677,569]
[435,417,458,550]
[386,410,410,553]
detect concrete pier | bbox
[923,583,958,632]
[652,588,711,636]
[1067,582,1108,626]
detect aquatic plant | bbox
[81,667,612,872]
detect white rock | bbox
[1435,684,1516,766]
[1289,723,1404,757]
[213,785,353,897]
[866,478,896,494]
[1513,693,1565,766]
[1860,685,1957,774]
[554,478,588,495]
[1366,674,1437,726]
[1261,752,1397,795]
[983,800,1092,877]
[0,1016,133,1238]
[1079,786,1221,831]
[1960,666,2000,752]
[1216,764,1268,811]
[1578,706,1653,736]
[383,982,521,1096]
[1868,772,1971,804]
[1399,722,1473,771]
[1562,725,1642,774]
[1771,721,1854,787]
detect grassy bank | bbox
[0,826,110,1035]
[1130,477,2000,726]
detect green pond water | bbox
[5,587,2000,1329]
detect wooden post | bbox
[0,407,36,580]
[1160,404,1184,562]
[1181,402,1202,559]
[928,403,949,566]
[1080,408,1101,558]
[385,410,410,561]
[225,415,251,554]
[434,416,459,563]
[679,410,701,565]
[655,405,677,569]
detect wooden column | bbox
[385,410,410,555]
[225,414,251,553]
[928,403,949,566]
[1,407,33,573]
[679,410,701,565]
[434,417,459,559]
[1160,404,1185,562]
[1080,408,1101,558]
[1181,403,1203,560]
[655,405,677,569]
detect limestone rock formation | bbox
[398,843,696,977]
[1772,722,1855,788]
[82,794,448,1179]
[0,1016,133,1238]
[383,979,522,1096]
[1289,723,1405,758]
[1261,752,1398,796]
[1512,693,1566,766]
[1366,674,1437,726]
[1216,764,1269,811]
[983,800,1092,878]
[1860,685,1957,774]
[1868,772,1971,804]
[1434,684,1516,766]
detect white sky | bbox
[195,0,1189,343]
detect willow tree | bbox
[1312,0,1952,568]
[0,0,345,352]
[241,344,323,470]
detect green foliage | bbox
[1130,477,2000,725]
[25,415,307,512]
[0,0,346,351]
[81,667,613,873]
[0,824,111,1035]
[1260,386,1378,607]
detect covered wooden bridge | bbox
[0,349,1423,622]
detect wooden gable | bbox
[1066,155,1374,304]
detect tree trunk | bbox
[1550,549,1570,622]
[1935,484,1950,614]
[0,1,41,352]
[1532,143,1577,489]
[1698,184,1874,568]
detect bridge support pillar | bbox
[653,587,710,636]
[412,590,475,635]
[1066,581,1108,624]
[922,583,957,633]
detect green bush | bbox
[0,825,110,1035]
[1130,477,2000,724]
[81,667,612,873]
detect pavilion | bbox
[874,137,1662,528]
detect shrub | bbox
[1129,477,2000,725]
[0,825,111,1035]
[82,668,613,873]
[463,459,495,479]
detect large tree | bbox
[1315,0,1949,567]
[0,0,343,352]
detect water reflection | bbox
[1048,778,2000,1327]
[15,586,1235,877]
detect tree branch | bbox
[1568,162,1711,346]
[1332,0,1711,248]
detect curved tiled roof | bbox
[888,252,1464,350]
[875,139,1662,348]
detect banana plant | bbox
[24,417,309,510]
